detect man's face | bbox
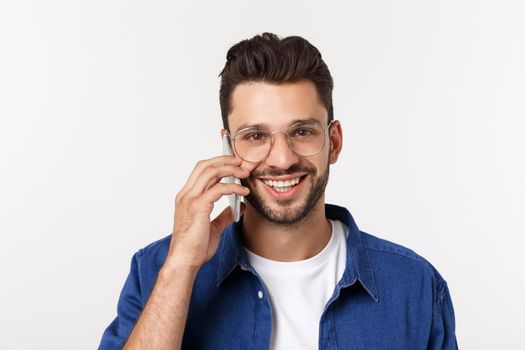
[224,80,342,225]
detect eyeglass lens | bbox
[232,121,329,163]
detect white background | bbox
[1,0,524,349]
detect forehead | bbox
[228,80,328,132]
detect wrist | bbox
[160,256,201,278]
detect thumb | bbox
[210,206,235,237]
[211,203,247,236]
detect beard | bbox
[241,160,330,226]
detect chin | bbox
[266,202,308,223]
[254,203,311,226]
[245,190,320,226]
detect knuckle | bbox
[195,160,204,168]
[175,192,183,204]
[208,167,220,178]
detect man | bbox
[99,33,457,349]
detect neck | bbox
[241,199,332,262]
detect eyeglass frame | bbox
[226,119,335,163]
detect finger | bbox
[239,159,259,173]
[180,156,242,195]
[194,164,250,194]
[206,159,257,189]
[202,182,250,204]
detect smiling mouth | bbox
[259,175,307,193]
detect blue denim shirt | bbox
[99,204,457,349]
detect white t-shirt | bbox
[244,219,349,350]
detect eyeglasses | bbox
[227,120,334,163]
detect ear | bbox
[220,128,228,139]
[328,120,343,164]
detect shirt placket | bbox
[240,263,274,350]
[318,278,358,350]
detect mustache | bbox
[250,164,315,178]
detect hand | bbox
[166,156,251,272]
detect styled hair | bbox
[218,32,334,131]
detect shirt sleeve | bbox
[427,280,459,349]
[98,251,144,350]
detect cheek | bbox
[310,154,329,174]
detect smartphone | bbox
[222,134,241,222]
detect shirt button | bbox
[258,291,263,299]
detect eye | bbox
[244,132,268,142]
[291,128,315,137]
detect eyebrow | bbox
[234,117,322,133]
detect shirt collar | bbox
[216,203,379,302]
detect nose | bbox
[264,132,300,169]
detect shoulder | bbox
[359,230,446,286]
[357,231,456,327]
[130,234,172,298]
[128,231,226,299]
[134,234,172,264]
[136,233,172,260]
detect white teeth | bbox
[274,186,293,192]
[262,176,301,189]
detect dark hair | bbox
[218,32,334,131]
